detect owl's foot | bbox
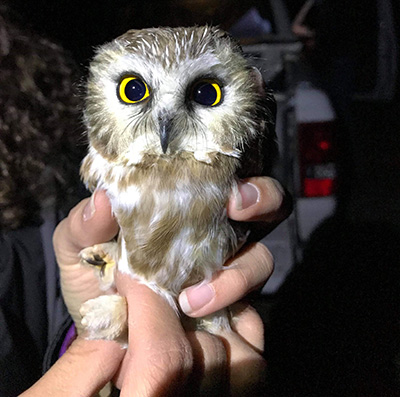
[80,294,128,347]
[80,242,117,290]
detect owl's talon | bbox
[83,253,107,267]
[80,242,118,290]
[80,243,116,268]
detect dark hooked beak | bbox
[159,118,172,154]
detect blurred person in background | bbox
[0,3,84,394]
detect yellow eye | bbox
[192,80,223,107]
[118,76,150,104]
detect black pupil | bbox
[193,83,217,106]
[125,79,146,101]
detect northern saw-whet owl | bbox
[79,26,276,342]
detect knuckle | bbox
[233,265,252,295]
[222,243,274,298]
[146,338,193,382]
[252,242,274,275]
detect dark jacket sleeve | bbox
[0,227,49,395]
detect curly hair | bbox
[0,5,85,230]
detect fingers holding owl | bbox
[51,174,287,393]
[55,176,287,324]
[227,176,291,224]
[55,175,288,331]
[178,176,290,319]
[115,273,267,396]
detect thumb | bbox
[116,274,193,396]
[227,177,289,223]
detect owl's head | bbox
[85,26,273,166]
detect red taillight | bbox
[304,178,334,197]
[298,121,336,197]
[318,140,330,151]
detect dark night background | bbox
[5,0,400,395]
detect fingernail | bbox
[179,283,215,315]
[83,192,97,221]
[235,182,260,210]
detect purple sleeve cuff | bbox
[59,323,76,357]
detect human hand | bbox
[174,176,290,394]
[20,284,262,396]
[20,337,124,397]
[113,177,289,395]
[53,191,119,333]
[54,176,289,333]
[25,176,289,395]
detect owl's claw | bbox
[81,253,109,278]
[83,253,107,267]
[80,242,118,290]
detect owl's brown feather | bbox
[114,152,239,287]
